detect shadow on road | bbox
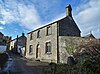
[3,52,49,74]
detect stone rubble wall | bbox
[59,36,97,63]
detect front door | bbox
[36,44,40,60]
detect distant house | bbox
[26,4,81,63]
[0,32,11,52]
[9,39,16,51]
[84,33,95,39]
[9,33,27,56]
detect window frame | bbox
[37,30,41,38]
[30,33,33,40]
[45,42,52,54]
[29,45,33,55]
[46,26,52,36]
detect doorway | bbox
[36,44,41,60]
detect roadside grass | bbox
[0,53,8,69]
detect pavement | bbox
[3,52,49,74]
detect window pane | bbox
[37,30,40,38]
[30,33,33,40]
[47,26,51,35]
[45,42,51,53]
[29,45,33,54]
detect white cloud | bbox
[0,26,4,30]
[0,21,6,25]
[0,0,41,30]
[17,4,41,30]
[0,0,63,32]
[74,0,100,38]
[1,0,100,39]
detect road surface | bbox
[7,52,49,74]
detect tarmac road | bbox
[7,52,49,74]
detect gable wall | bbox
[58,17,80,36]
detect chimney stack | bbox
[66,4,72,17]
[9,36,12,40]
[17,35,18,39]
[22,33,24,36]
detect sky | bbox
[0,0,100,39]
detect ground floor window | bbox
[29,45,33,54]
[45,42,51,53]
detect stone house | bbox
[9,39,16,51]
[26,4,81,63]
[9,33,27,55]
[0,32,11,51]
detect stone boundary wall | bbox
[59,36,98,63]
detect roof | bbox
[27,15,81,34]
[27,16,68,34]
[84,34,95,38]
[10,35,26,42]
[10,38,16,42]
[0,32,4,36]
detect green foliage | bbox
[74,40,100,74]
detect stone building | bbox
[9,33,27,55]
[26,4,81,63]
[9,39,16,51]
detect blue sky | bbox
[0,0,100,39]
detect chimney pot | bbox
[22,33,24,36]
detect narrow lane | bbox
[8,52,49,74]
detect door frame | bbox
[36,44,40,59]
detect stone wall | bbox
[58,17,80,36]
[59,36,97,63]
[18,36,27,47]
[26,22,58,63]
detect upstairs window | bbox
[37,30,41,38]
[45,42,51,53]
[29,45,33,54]
[46,26,52,35]
[30,33,33,40]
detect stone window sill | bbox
[46,52,52,55]
[29,53,33,55]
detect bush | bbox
[73,39,100,74]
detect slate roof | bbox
[0,32,4,36]
[84,33,95,38]
[27,16,81,34]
